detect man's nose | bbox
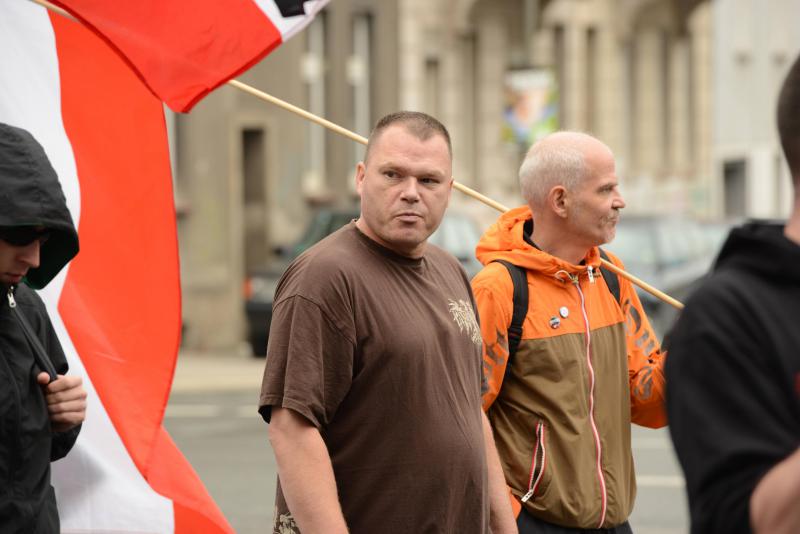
[19,240,41,268]
[399,177,420,201]
[613,193,626,210]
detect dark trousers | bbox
[517,508,634,534]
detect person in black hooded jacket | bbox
[0,122,87,533]
[666,55,800,533]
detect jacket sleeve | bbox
[472,263,515,412]
[41,302,82,460]
[610,253,667,428]
[51,425,82,461]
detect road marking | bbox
[637,475,685,488]
[165,404,257,418]
[236,405,260,418]
[165,404,223,418]
[633,437,673,450]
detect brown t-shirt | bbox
[259,222,489,534]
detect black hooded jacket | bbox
[666,222,800,534]
[0,123,81,533]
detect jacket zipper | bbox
[521,420,547,503]
[570,270,608,528]
[4,286,23,494]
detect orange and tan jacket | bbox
[472,207,666,529]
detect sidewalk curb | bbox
[171,351,265,393]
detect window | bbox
[425,57,441,116]
[585,28,597,132]
[723,159,747,217]
[242,128,269,271]
[349,12,372,169]
[303,13,327,195]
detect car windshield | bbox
[608,217,712,273]
[292,211,357,258]
[607,223,657,269]
[429,213,481,260]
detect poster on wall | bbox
[502,68,559,150]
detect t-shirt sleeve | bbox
[258,295,355,429]
[666,280,796,533]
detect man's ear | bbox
[549,185,569,218]
[354,162,366,194]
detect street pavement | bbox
[166,351,689,534]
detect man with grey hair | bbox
[472,131,667,533]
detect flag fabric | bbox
[0,2,232,532]
[51,0,330,112]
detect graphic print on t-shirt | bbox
[273,508,298,534]
[448,299,482,345]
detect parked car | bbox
[605,215,727,337]
[245,207,484,356]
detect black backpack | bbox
[492,248,621,373]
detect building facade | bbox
[711,0,800,219]
[174,0,400,350]
[174,0,798,352]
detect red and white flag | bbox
[0,0,324,531]
[0,3,228,532]
[51,0,330,111]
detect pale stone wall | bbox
[712,0,800,219]
[177,0,400,352]
[180,0,800,351]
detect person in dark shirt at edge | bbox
[666,53,800,534]
[0,122,87,533]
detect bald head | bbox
[519,131,615,208]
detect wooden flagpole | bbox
[32,0,684,310]
[224,81,683,310]
[31,0,72,18]
[226,80,513,215]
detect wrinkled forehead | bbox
[366,123,452,163]
[369,127,451,172]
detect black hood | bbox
[0,123,79,289]
[714,221,800,283]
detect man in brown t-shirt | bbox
[259,111,517,533]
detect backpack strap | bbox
[598,248,622,305]
[492,252,620,380]
[491,260,528,374]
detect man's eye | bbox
[385,170,398,178]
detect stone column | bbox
[633,28,665,178]
[561,22,586,131]
[690,2,714,216]
[594,26,626,166]
[447,32,477,189]
[669,36,691,179]
[178,88,244,352]
[398,0,424,110]
[475,8,516,198]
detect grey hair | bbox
[518,131,597,207]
